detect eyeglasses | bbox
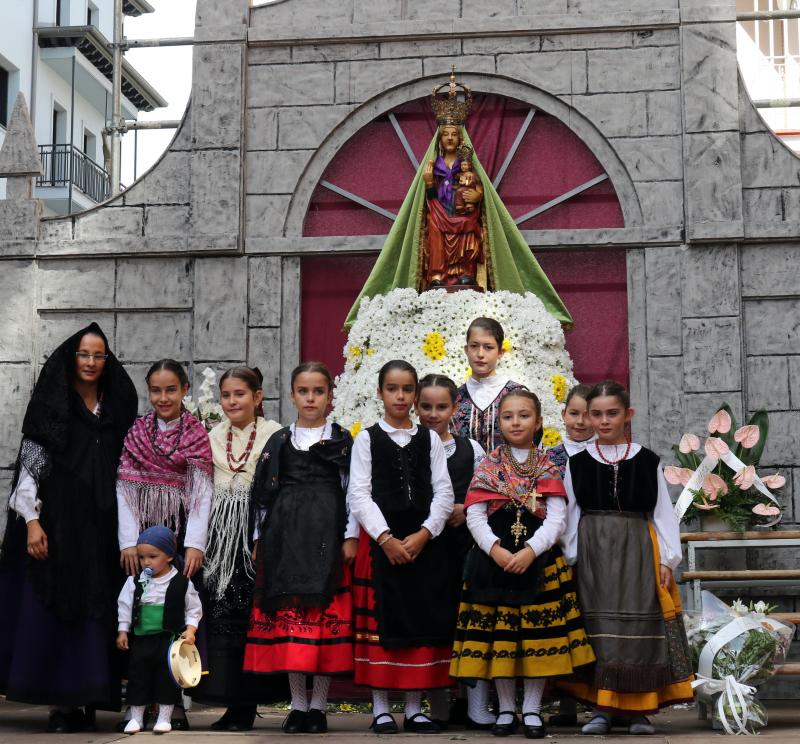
[76,352,108,362]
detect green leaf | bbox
[671,444,695,470]
[715,402,738,449]
[741,410,769,466]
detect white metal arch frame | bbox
[283,73,644,238]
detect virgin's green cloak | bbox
[344,128,572,327]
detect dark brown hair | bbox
[499,388,542,418]
[220,366,263,393]
[418,373,458,404]
[466,317,504,347]
[564,383,593,408]
[145,359,189,388]
[586,379,630,409]
[291,361,334,392]
[378,360,418,390]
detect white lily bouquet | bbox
[685,591,793,735]
[182,367,225,432]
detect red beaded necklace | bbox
[594,438,631,465]
[226,423,258,473]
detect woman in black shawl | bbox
[0,323,138,733]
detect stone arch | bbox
[284,73,644,238]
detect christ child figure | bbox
[454,145,481,215]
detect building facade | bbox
[1,0,799,653]
[0,0,165,214]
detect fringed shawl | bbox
[117,410,213,533]
[465,445,566,518]
[204,417,281,598]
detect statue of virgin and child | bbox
[345,70,572,328]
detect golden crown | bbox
[431,67,473,127]
[456,144,473,160]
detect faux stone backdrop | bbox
[1,1,799,672]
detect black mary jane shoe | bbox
[307,708,328,734]
[491,712,520,737]
[465,716,495,731]
[403,713,440,734]
[282,709,309,734]
[523,713,547,740]
[370,713,399,735]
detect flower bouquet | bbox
[667,404,785,530]
[182,367,225,432]
[685,591,793,734]
[332,288,576,438]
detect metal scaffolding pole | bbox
[122,37,195,49]
[737,10,800,22]
[754,98,800,108]
[110,0,123,195]
[121,119,181,131]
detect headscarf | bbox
[117,410,213,533]
[137,525,178,556]
[465,445,566,518]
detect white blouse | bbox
[562,433,597,457]
[347,419,454,541]
[465,373,511,411]
[442,435,485,466]
[117,566,203,632]
[465,446,567,558]
[117,416,214,553]
[561,442,683,571]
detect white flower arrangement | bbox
[183,366,225,432]
[332,288,576,437]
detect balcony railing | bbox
[36,144,111,203]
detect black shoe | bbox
[170,705,190,731]
[523,713,546,739]
[429,280,444,288]
[82,706,97,732]
[307,709,328,734]
[432,719,449,731]
[403,713,440,733]
[210,709,233,731]
[282,709,308,734]
[370,713,398,734]
[548,712,578,727]
[47,711,72,734]
[458,275,477,286]
[225,705,257,732]
[492,712,519,737]
[466,716,495,731]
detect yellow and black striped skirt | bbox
[450,551,595,680]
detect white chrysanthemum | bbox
[332,289,577,436]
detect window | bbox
[83,127,97,161]
[0,67,8,128]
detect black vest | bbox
[368,424,433,521]
[131,571,189,635]
[568,447,660,513]
[447,436,474,505]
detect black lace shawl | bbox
[1,323,138,622]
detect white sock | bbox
[427,689,449,721]
[495,678,516,725]
[467,680,495,724]
[372,689,390,718]
[523,678,545,715]
[156,705,173,725]
[289,672,309,712]
[310,675,331,711]
[404,690,426,720]
[129,705,146,726]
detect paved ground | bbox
[0,701,799,743]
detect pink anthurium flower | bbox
[707,410,732,434]
[733,425,760,449]
[664,466,687,485]
[752,503,781,517]
[733,465,757,491]
[762,473,787,489]
[702,474,728,501]
[695,500,721,511]
[679,433,701,454]
[704,437,730,461]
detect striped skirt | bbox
[352,532,452,690]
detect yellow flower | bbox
[366,348,375,356]
[550,373,568,403]
[349,421,362,438]
[542,427,563,447]
[465,367,472,380]
[349,345,363,358]
[421,332,447,361]
[502,338,513,353]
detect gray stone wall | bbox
[1,1,800,595]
